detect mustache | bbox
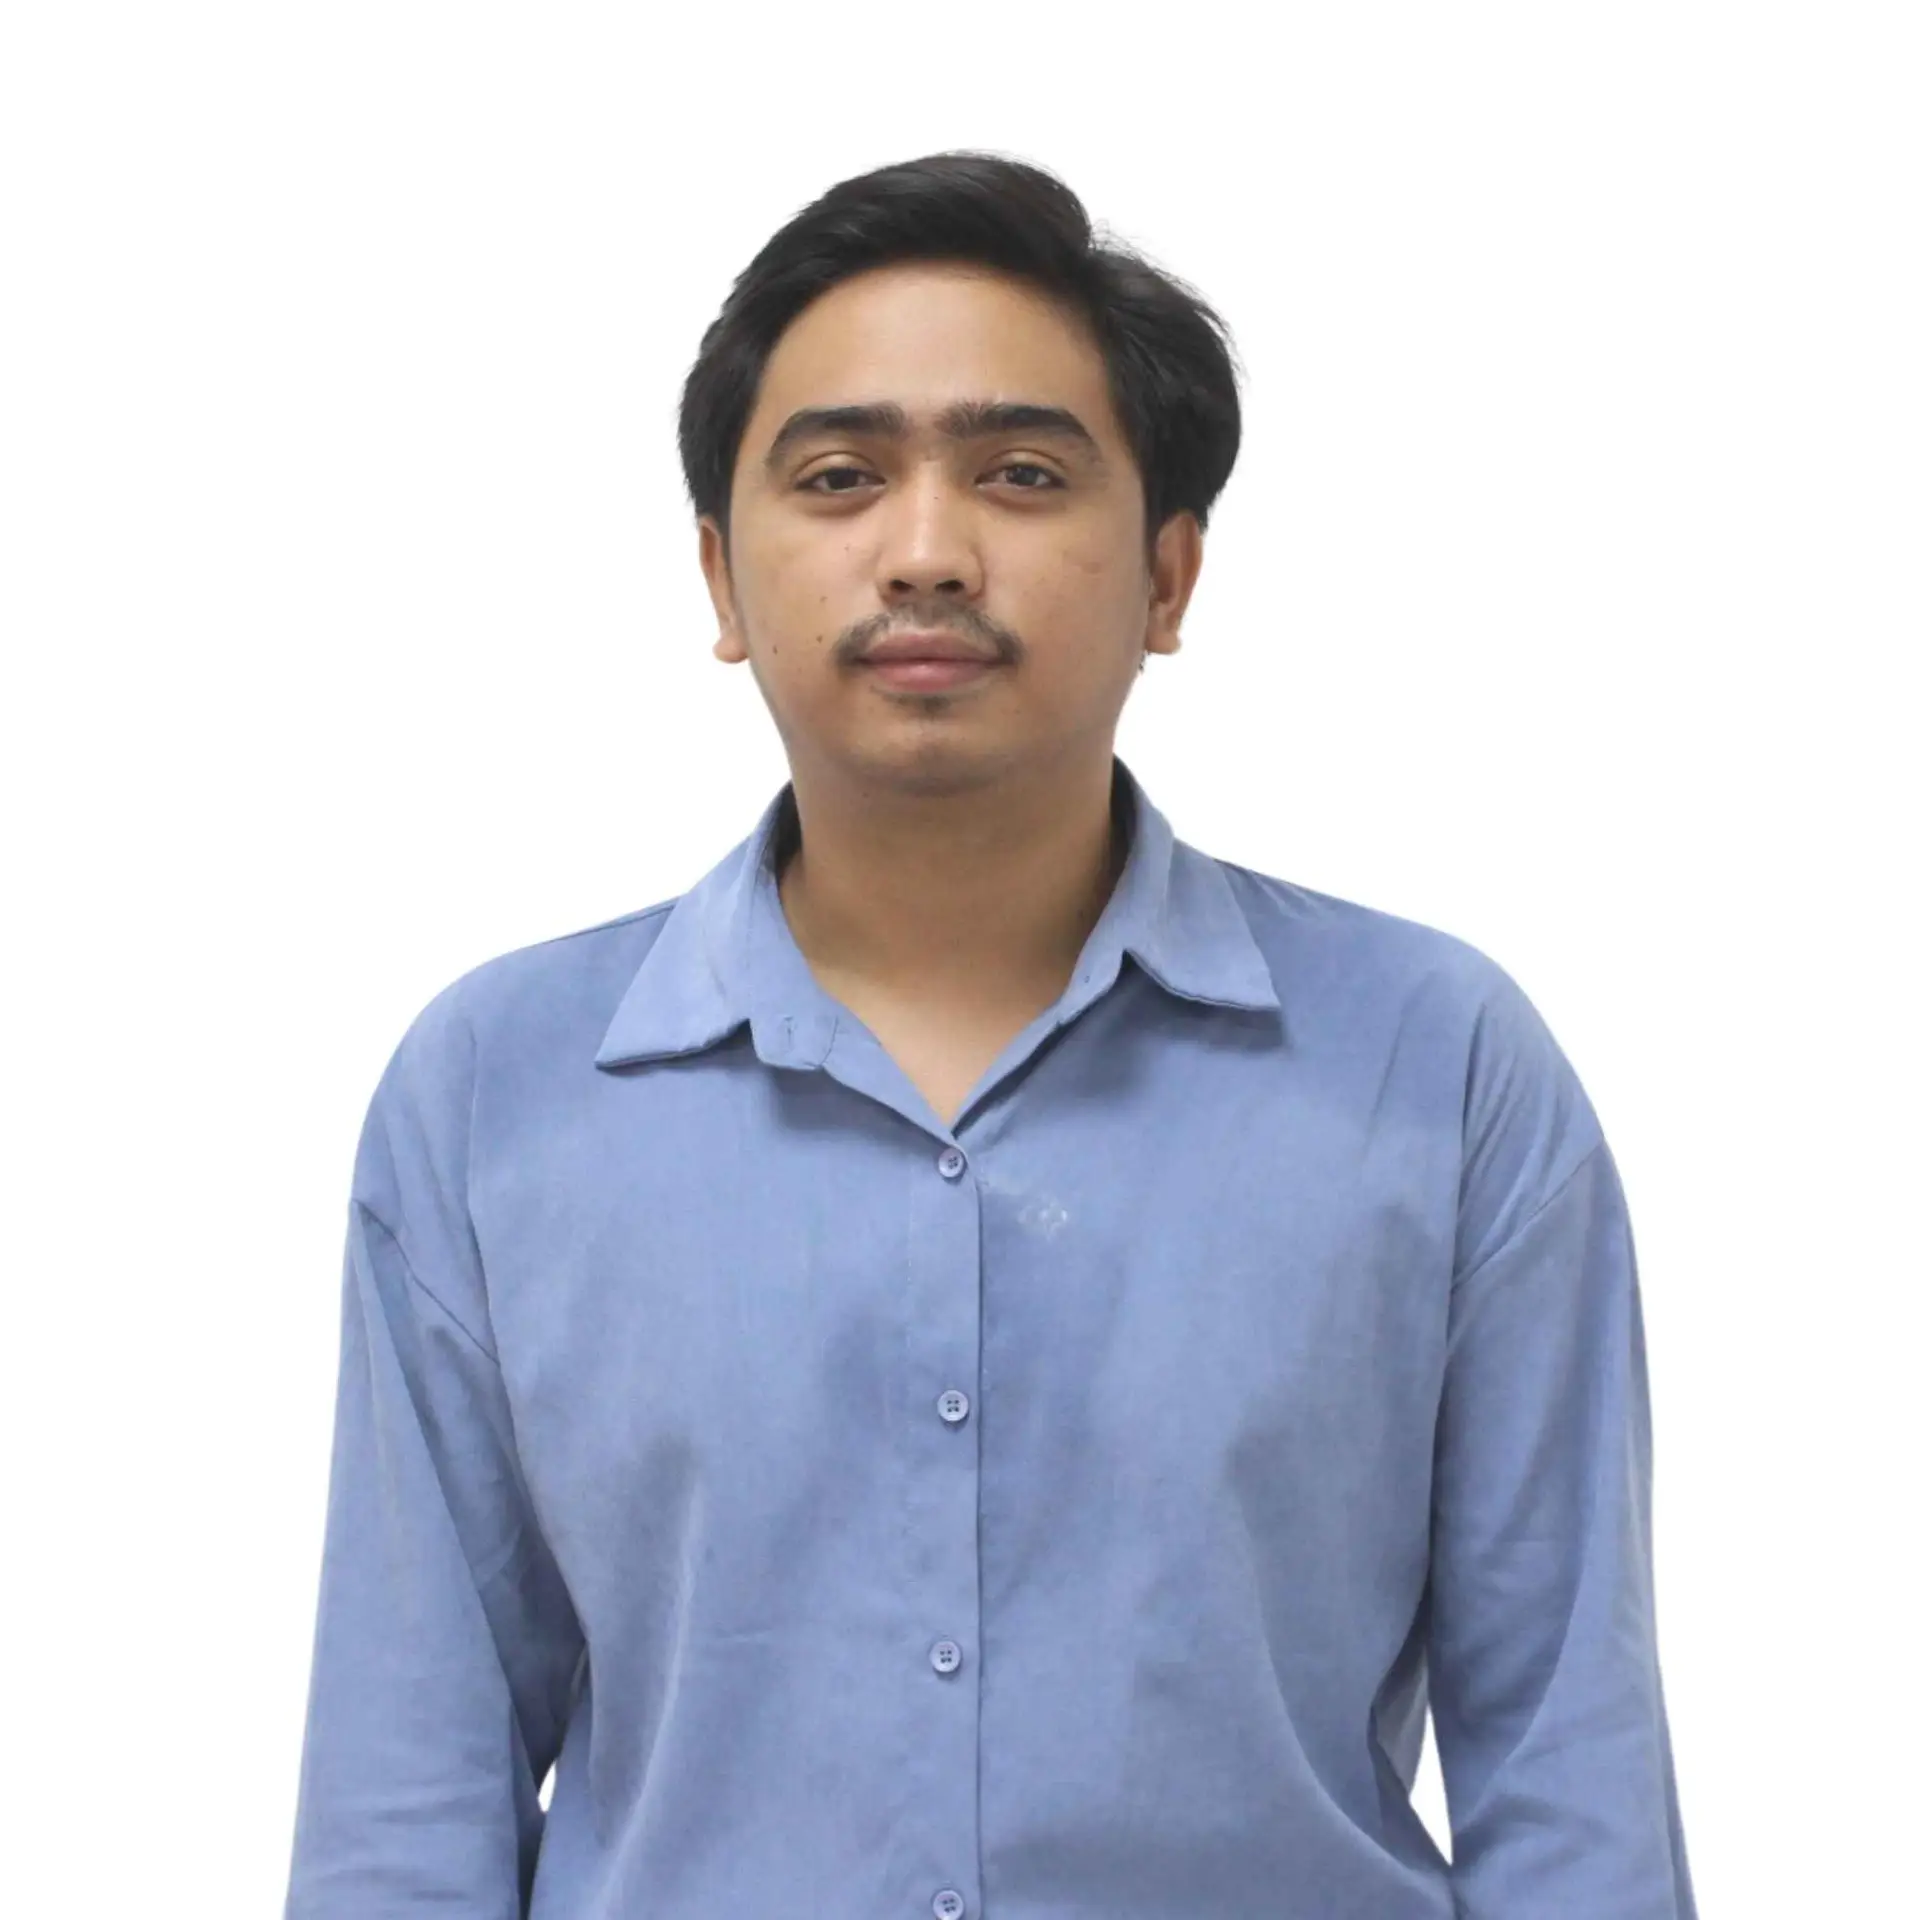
[843,607,1021,663]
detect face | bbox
[699,260,1200,801]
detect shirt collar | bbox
[594,754,1281,1073]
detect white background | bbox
[3,4,1913,1912]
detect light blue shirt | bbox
[283,754,1696,1918]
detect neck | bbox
[774,752,1129,1003]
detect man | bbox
[283,151,1697,1918]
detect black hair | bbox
[678,150,1243,569]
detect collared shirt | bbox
[283,754,1696,1919]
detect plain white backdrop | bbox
[3,4,1913,1912]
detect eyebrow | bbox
[760,399,1107,477]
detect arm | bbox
[283,1009,584,1918]
[1428,976,1697,1915]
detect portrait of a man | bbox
[280,151,1697,1918]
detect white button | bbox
[929,1638,963,1675]
[932,1890,965,1919]
[938,1389,970,1424]
[937,1146,967,1179]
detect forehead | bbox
[742,261,1117,446]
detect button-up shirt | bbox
[283,754,1697,1918]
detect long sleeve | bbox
[1428,1132,1697,1916]
[283,1017,585,1917]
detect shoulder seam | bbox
[352,1197,501,1368]
[1450,1135,1607,1296]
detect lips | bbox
[861,651,1000,692]
[860,629,1000,665]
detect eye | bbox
[993,462,1063,489]
[797,464,876,494]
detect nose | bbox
[874,465,984,606]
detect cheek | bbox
[735,548,839,656]
[1032,536,1142,635]
[1054,520,1138,597]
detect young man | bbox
[283,153,1697,1918]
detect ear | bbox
[699,515,749,663]
[1145,510,1201,658]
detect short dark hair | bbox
[678,150,1243,568]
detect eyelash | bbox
[797,461,1063,495]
